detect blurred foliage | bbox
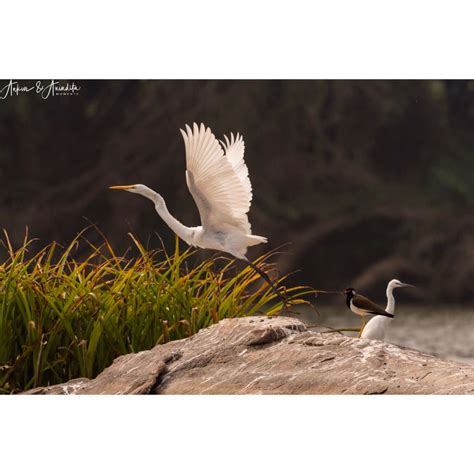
[0,80,473,301]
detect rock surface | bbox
[25,316,474,395]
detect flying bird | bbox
[343,287,394,336]
[110,122,285,304]
[360,279,414,341]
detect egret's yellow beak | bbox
[109,185,135,190]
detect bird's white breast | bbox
[350,301,367,316]
[360,316,391,341]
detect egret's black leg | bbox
[244,258,289,312]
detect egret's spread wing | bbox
[181,123,252,233]
[220,132,252,198]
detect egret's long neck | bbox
[386,283,396,314]
[138,187,194,245]
[157,203,194,243]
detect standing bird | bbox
[360,279,414,341]
[343,287,394,336]
[110,122,285,304]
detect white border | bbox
[1,2,472,472]
[1,395,472,473]
[3,1,474,78]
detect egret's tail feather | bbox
[245,234,268,246]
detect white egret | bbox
[110,122,285,304]
[360,279,414,341]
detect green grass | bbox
[0,230,311,394]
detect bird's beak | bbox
[401,283,416,288]
[109,185,135,190]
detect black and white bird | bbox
[343,287,394,335]
[360,279,414,341]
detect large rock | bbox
[25,316,474,395]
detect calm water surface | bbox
[294,305,474,364]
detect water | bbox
[294,305,474,364]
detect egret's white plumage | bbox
[111,123,267,258]
[360,279,414,341]
[110,123,285,300]
[180,123,267,257]
[359,315,389,341]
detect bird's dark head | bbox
[344,288,356,297]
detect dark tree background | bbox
[1,80,473,302]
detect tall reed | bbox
[0,230,310,393]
